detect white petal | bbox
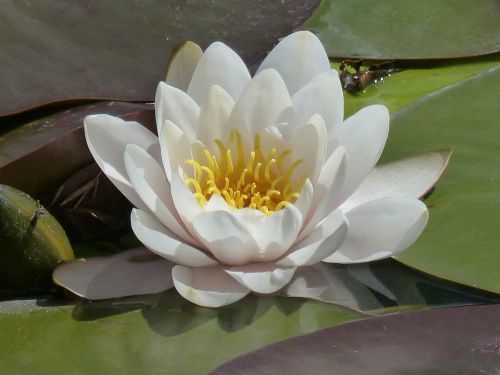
[248,204,303,261]
[225,263,296,294]
[257,31,330,95]
[197,85,236,148]
[291,114,327,183]
[170,170,203,231]
[230,69,291,135]
[334,105,390,206]
[290,69,343,133]
[84,114,158,212]
[187,42,251,104]
[192,210,260,265]
[155,81,200,138]
[124,145,193,243]
[53,248,174,300]
[165,41,203,92]
[204,194,231,212]
[293,179,314,219]
[158,120,191,180]
[324,197,429,264]
[172,265,250,307]
[276,210,347,267]
[298,146,346,241]
[341,150,451,211]
[131,209,216,267]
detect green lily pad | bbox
[0,294,363,374]
[303,0,500,59]
[338,58,500,117]
[0,185,73,292]
[378,67,500,294]
[0,0,320,116]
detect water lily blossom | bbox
[54,31,444,307]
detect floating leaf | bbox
[0,294,363,374]
[380,67,500,293]
[303,0,500,59]
[212,304,500,374]
[0,185,73,292]
[0,0,321,116]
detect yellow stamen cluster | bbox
[184,131,306,215]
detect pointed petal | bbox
[324,197,428,264]
[158,120,191,181]
[192,210,260,265]
[298,146,346,241]
[84,114,158,212]
[341,150,452,211]
[124,145,193,243]
[187,42,251,104]
[225,263,296,294]
[170,170,203,231]
[197,85,235,148]
[293,179,314,219]
[248,204,303,261]
[276,209,347,267]
[172,265,250,307]
[334,105,390,206]
[291,114,327,184]
[204,194,232,212]
[230,69,291,135]
[131,209,216,267]
[53,248,174,300]
[155,81,200,138]
[290,69,343,133]
[165,41,203,92]
[257,31,330,95]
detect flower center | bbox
[184,130,306,215]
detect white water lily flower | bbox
[54,31,435,308]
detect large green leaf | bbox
[0,0,320,116]
[303,0,500,59]
[378,67,500,293]
[0,294,363,374]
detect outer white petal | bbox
[124,145,193,243]
[324,197,429,264]
[53,248,174,300]
[158,120,191,181]
[333,105,390,206]
[291,114,327,184]
[172,265,250,307]
[341,150,451,211]
[257,31,330,95]
[165,41,203,92]
[84,114,158,212]
[192,210,260,265]
[276,210,347,267]
[290,69,343,133]
[187,42,251,105]
[298,146,346,241]
[230,68,292,135]
[131,209,216,267]
[155,81,200,138]
[293,179,314,219]
[204,194,232,212]
[196,85,235,148]
[225,263,296,294]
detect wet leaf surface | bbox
[0,0,320,116]
[0,294,363,374]
[381,67,500,293]
[212,304,500,374]
[303,0,500,59]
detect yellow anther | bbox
[253,162,262,182]
[184,159,202,180]
[276,201,289,210]
[264,158,276,183]
[247,151,255,173]
[185,178,202,195]
[226,149,234,175]
[266,189,280,199]
[277,149,292,172]
[200,166,215,182]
